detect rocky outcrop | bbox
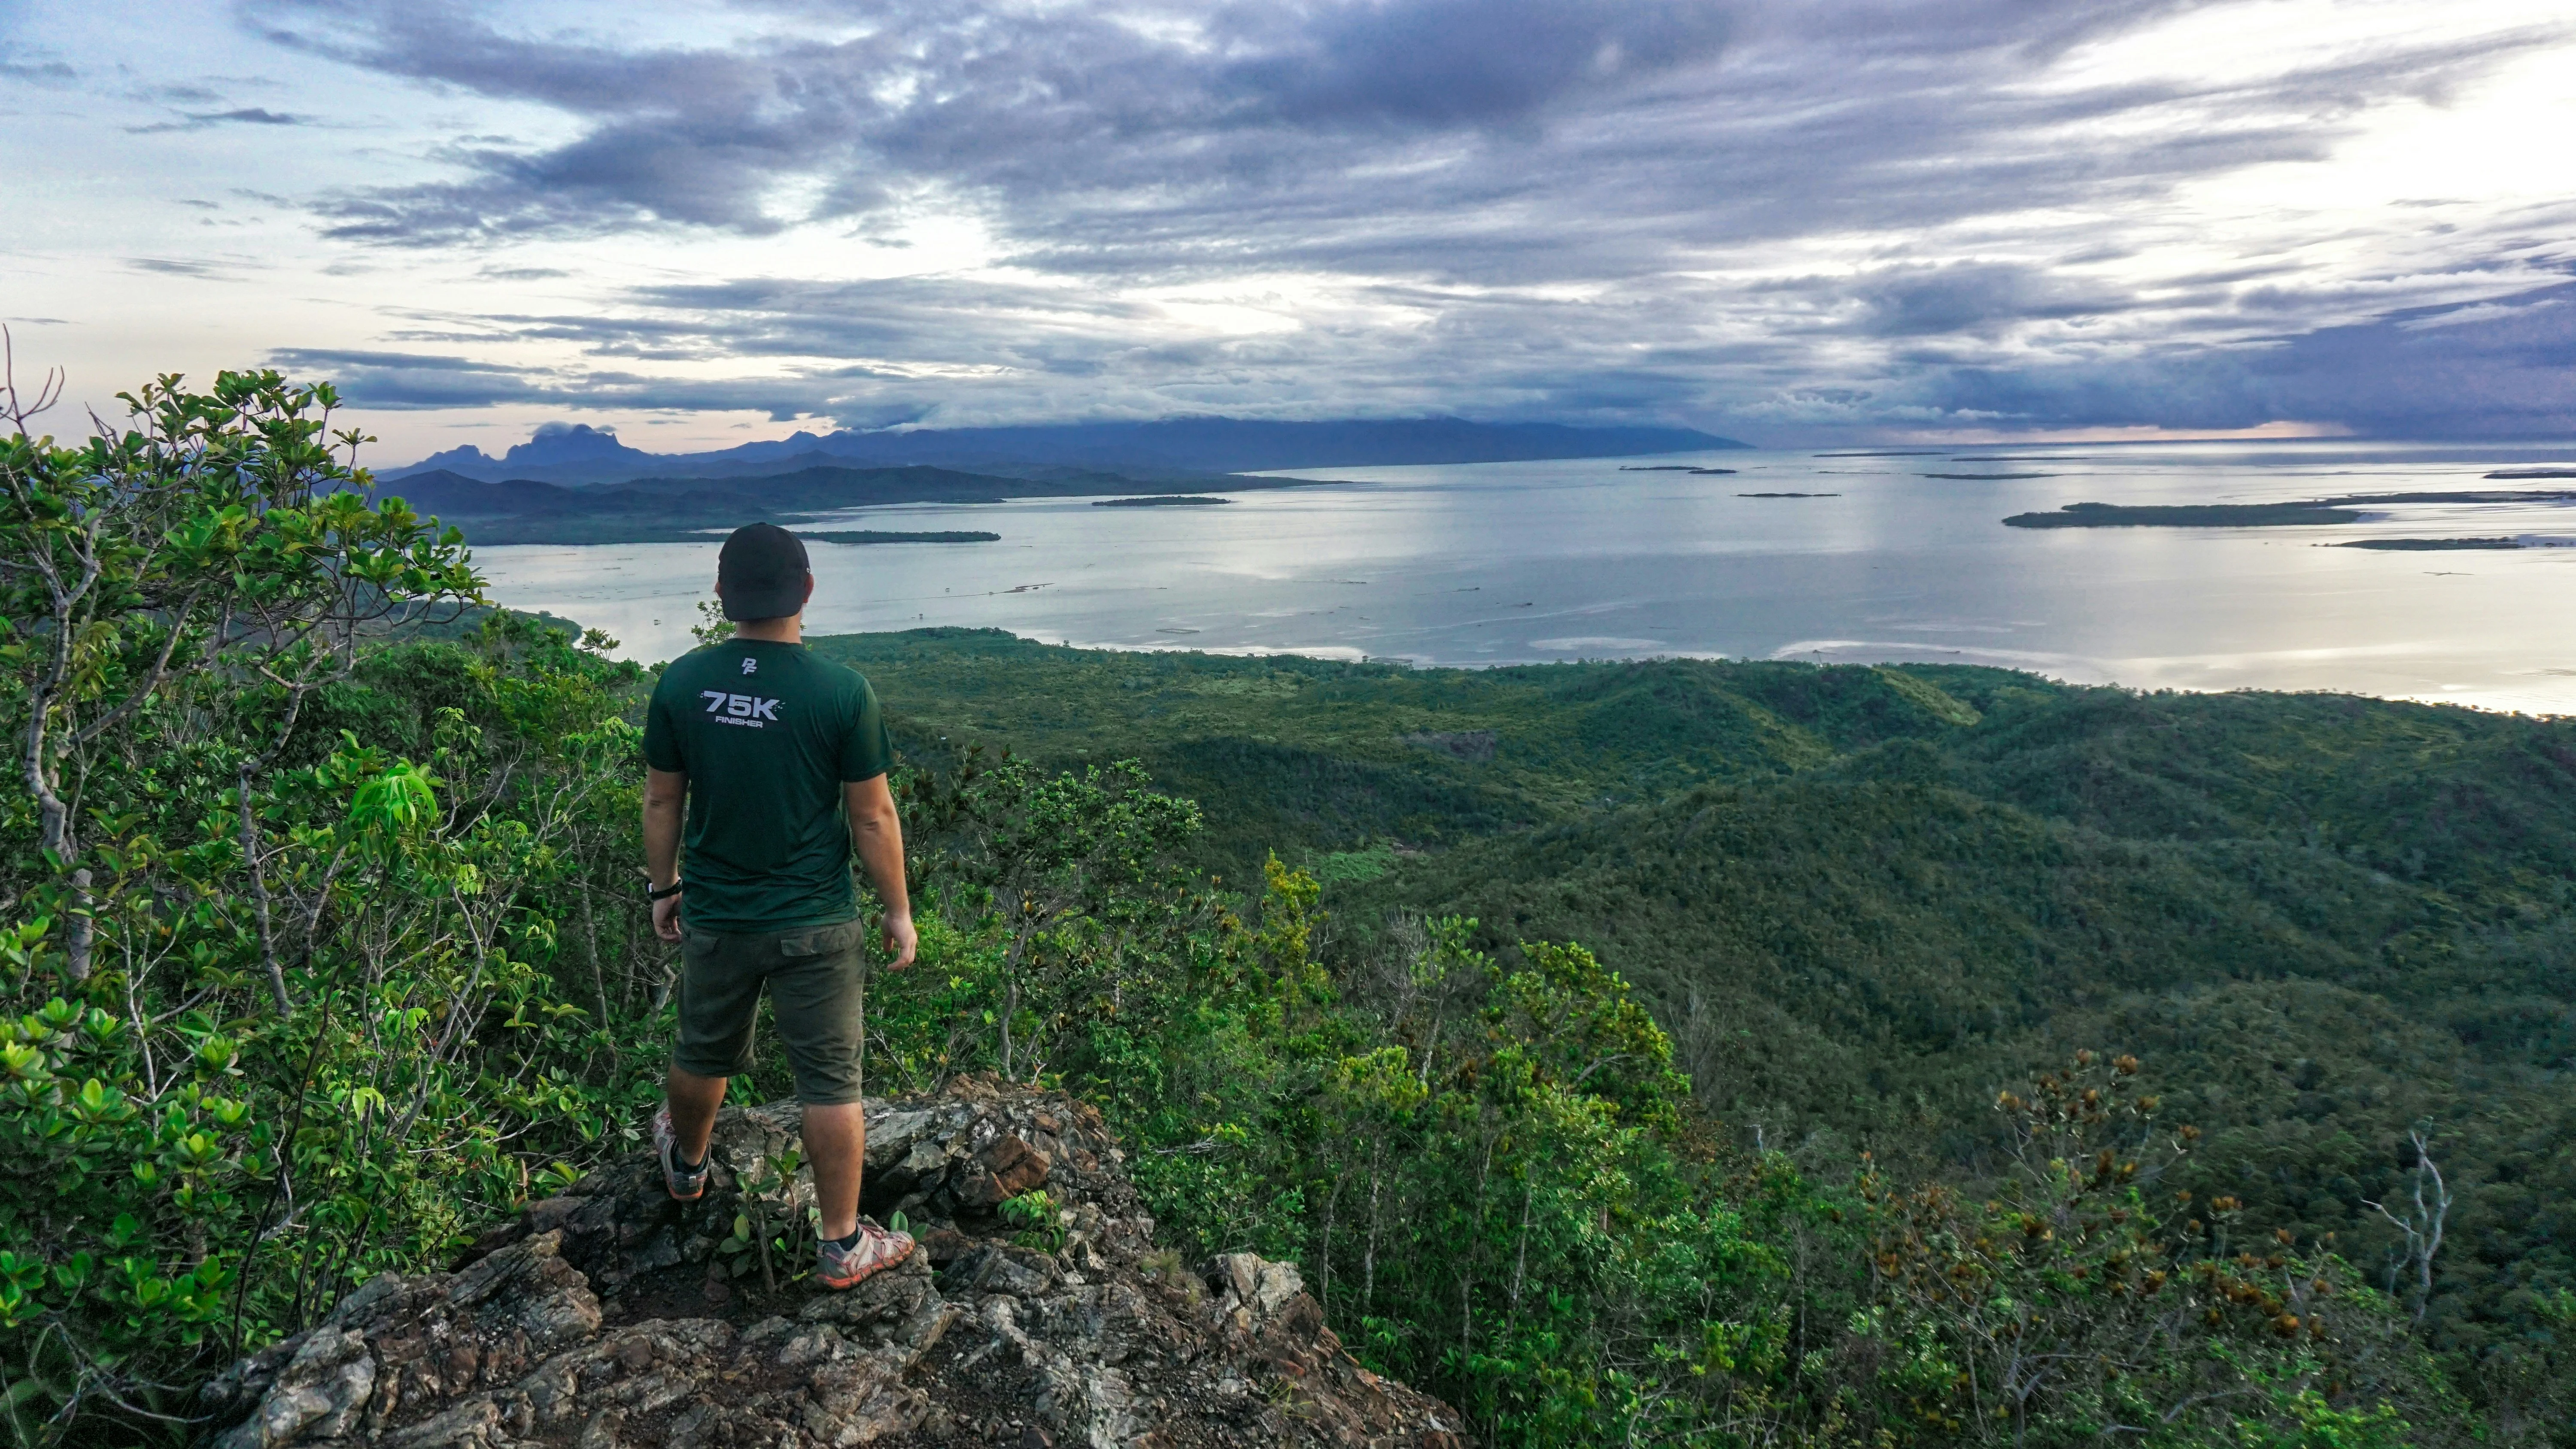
[201,1077,1468,1448]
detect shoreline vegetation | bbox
[2005,488,2576,530]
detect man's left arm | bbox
[846,774,915,969]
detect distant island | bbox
[2006,488,2576,530]
[386,417,1753,488]
[2006,501,2363,528]
[2338,537,2540,551]
[2488,467,2576,480]
[1739,491,1839,498]
[368,464,1311,546]
[1093,496,1231,507]
[1924,472,2056,480]
[801,530,1001,545]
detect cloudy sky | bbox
[3,0,2571,460]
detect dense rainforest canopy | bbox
[832,628,2576,1386]
[2,367,2567,1446]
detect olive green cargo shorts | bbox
[671,919,866,1105]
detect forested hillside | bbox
[2,369,2563,1446]
[824,628,2576,1415]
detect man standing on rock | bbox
[641,522,918,1289]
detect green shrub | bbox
[0,367,668,1443]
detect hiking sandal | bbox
[817,1219,915,1290]
[652,1107,711,1203]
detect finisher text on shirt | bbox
[702,691,782,724]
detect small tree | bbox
[945,757,1200,1079]
[1859,1051,2453,1446]
[0,352,639,1443]
[1,347,479,1006]
[2365,1127,2453,1325]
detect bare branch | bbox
[1,324,67,433]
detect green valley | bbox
[822,628,2576,1385]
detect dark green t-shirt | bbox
[643,639,895,932]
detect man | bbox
[641,522,919,1290]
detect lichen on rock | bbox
[200,1076,1468,1448]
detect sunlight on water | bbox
[472,440,2576,714]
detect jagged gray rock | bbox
[201,1076,1469,1448]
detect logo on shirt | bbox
[740,656,758,674]
[700,690,781,728]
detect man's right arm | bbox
[644,767,687,942]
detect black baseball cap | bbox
[717,523,811,621]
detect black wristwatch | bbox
[648,880,685,902]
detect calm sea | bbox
[472,440,2576,715]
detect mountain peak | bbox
[503,422,652,467]
[400,443,500,474]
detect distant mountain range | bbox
[371,463,1324,546]
[383,417,1750,487]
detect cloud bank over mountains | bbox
[4,0,2572,452]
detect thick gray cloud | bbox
[267,345,904,420]
[267,1,2540,258]
[1218,0,1736,128]
[182,0,2576,439]
[1843,264,2142,339]
[1918,281,2576,437]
